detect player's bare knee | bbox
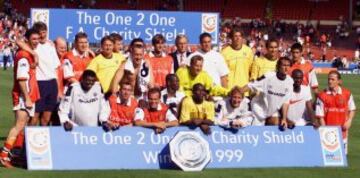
[265,117,279,125]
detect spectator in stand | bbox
[332,55,343,69]
[341,55,349,69]
[2,45,11,70]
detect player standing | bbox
[1,29,41,167]
[316,71,356,154]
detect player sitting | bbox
[58,70,111,131]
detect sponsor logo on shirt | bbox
[289,99,302,105]
[267,90,286,97]
[78,97,98,103]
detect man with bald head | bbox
[55,37,67,59]
[54,37,68,99]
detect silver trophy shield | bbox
[169,131,211,171]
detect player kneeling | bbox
[0,29,41,168]
[179,84,215,135]
[215,87,254,129]
[134,88,179,134]
[107,82,138,129]
[58,70,111,131]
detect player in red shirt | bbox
[288,43,319,95]
[54,37,68,99]
[145,34,174,88]
[63,32,95,85]
[316,71,356,154]
[134,87,178,134]
[1,29,41,168]
[108,82,138,128]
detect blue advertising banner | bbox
[25,126,347,170]
[30,8,219,44]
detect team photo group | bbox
[0,18,356,169]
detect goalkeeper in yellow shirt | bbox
[221,27,254,89]
[250,39,279,81]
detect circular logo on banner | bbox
[28,129,50,154]
[169,131,211,171]
[321,129,340,151]
[202,15,217,33]
[32,10,49,24]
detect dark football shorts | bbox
[35,79,58,113]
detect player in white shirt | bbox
[112,42,154,101]
[287,69,317,127]
[161,74,185,118]
[240,57,294,128]
[58,70,111,131]
[16,22,61,126]
[215,87,254,129]
[186,33,229,87]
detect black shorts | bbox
[35,79,58,113]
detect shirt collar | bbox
[326,87,342,95]
[149,51,166,58]
[176,51,187,56]
[72,49,86,58]
[116,95,132,106]
[157,103,162,110]
[300,57,306,64]
[199,49,211,54]
[162,89,178,97]
[148,103,162,111]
